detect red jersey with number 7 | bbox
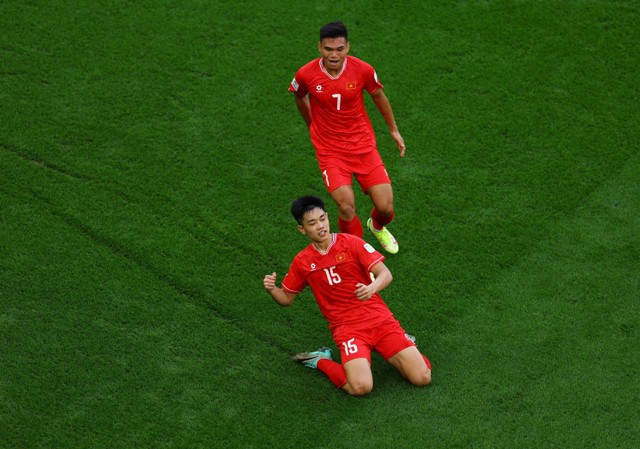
[281,233,395,331]
[289,56,384,158]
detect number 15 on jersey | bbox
[323,266,341,285]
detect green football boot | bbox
[367,218,399,254]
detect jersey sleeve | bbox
[348,235,385,271]
[281,255,307,293]
[363,65,384,95]
[288,70,308,97]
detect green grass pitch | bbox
[1,1,639,448]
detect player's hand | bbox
[391,130,406,157]
[354,282,374,300]
[263,272,277,291]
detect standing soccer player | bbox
[263,195,431,396]
[289,21,406,254]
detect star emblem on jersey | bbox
[335,253,346,262]
[346,82,356,89]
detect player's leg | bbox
[357,163,398,253]
[293,354,372,396]
[330,184,363,237]
[375,322,431,386]
[367,183,395,226]
[336,333,375,396]
[387,346,432,386]
[357,160,395,228]
[330,184,357,221]
[293,347,348,389]
[342,358,374,396]
[294,352,374,396]
[365,183,399,254]
[321,165,363,237]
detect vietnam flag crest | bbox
[335,252,347,262]
[346,82,357,90]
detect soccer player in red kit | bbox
[289,21,405,254]
[263,195,431,396]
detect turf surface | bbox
[1,1,639,448]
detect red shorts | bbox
[318,151,391,194]
[331,318,416,364]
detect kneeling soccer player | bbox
[263,195,431,396]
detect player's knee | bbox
[346,379,373,397]
[379,201,394,215]
[409,369,431,387]
[348,384,373,397]
[336,201,356,216]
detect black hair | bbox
[320,21,348,42]
[291,195,326,225]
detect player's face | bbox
[318,37,349,74]
[298,207,331,246]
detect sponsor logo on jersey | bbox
[364,243,376,253]
[291,77,299,91]
[316,84,323,92]
[310,263,316,270]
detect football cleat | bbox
[367,218,399,254]
[292,347,333,369]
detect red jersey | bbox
[282,233,395,330]
[289,56,384,159]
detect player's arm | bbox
[263,272,297,307]
[370,89,406,157]
[293,93,312,128]
[354,261,393,300]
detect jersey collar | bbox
[319,57,348,80]
[312,233,337,255]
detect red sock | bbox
[317,358,348,389]
[371,208,394,230]
[338,216,363,237]
[422,354,432,370]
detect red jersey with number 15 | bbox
[289,56,384,158]
[282,233,395,331]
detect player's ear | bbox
[297,224,306,235]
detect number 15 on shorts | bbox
[342,338,358,355]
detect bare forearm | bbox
[263,272,296,306]
[372,90,398,132]
[372,89,406,156]
[370,269,392,293]
[268,287,295,307]
[354,262,393,300]
[294,94,312,128]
